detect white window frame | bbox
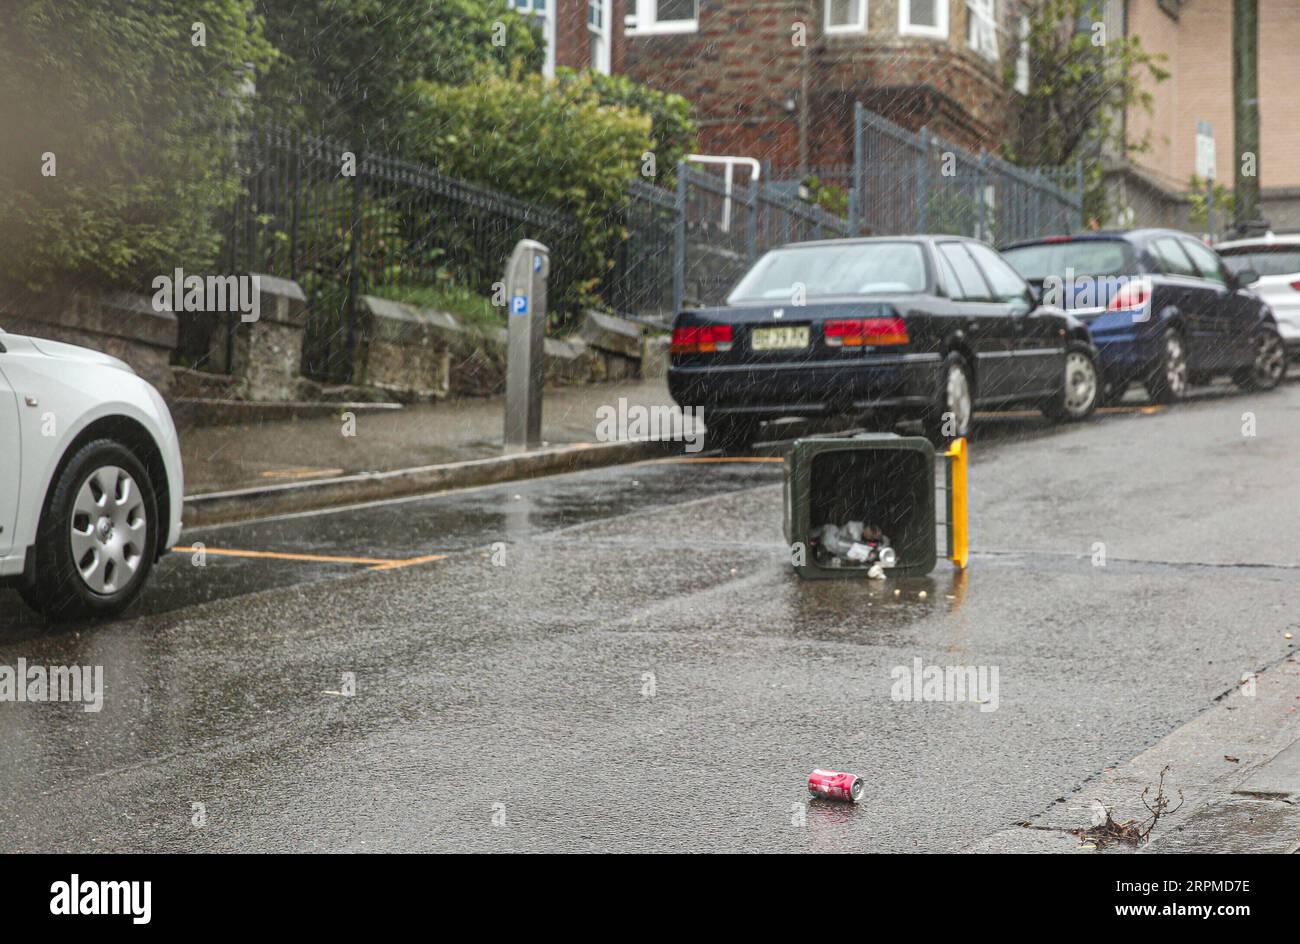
[967,0,999,61]
[1014,13,1030,94]
[899,0,949,39]
[825,0,868,34]
[512,0,557,78]
[627,0,699,36]
[588,0,612,74]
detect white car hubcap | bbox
[947,365,972,434]
[1255,332,1284,383]
[1064,352,1097,415]
[1164,334,1188,394]
[70,466,146,595]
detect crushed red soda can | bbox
[807,768,863,803]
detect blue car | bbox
[1000,230,1286,403]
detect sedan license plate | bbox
[751,325,809,351]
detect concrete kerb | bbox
[182,436,685,527]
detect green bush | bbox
[257,0,543,147]
[0,0,273,292]
[403,71,654,315]
[555,68,696,186]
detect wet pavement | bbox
[0,381,1296,852]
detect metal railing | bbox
[672,164,851,312]
[849,103,1083,244]
[208,124,583,381]
[199,106,1079,375]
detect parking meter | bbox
[503,240,549,450]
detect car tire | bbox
[1097,377,1127,407]
[1042,342,1099,422]
[1232,325,1287,392]
[923,352,974,444]
[18,439,159,621]
[1144,328,1189,404]
[706,415,758,452]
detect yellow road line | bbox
[259,467,346,480]
[366,554,450,571]
[1097,405,1166,415]
[647,456,785,464]
[170,545,446,570]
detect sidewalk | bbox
[178,379,695,524]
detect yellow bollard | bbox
[944,437,969,569]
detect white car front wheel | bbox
[19,440,159,620]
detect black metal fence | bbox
[849,103,1083,243]
[673,164,852,311]
[198,107,1084,381]
[205,124,583,381]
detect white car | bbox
[0,331,183,619]
[1215,233,1300,357]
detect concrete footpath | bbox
[179,380,701,526]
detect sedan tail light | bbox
[1290,280,1300,291]
[1107,280,1151,312]
[824,317,909,347]
[671,324,733,354]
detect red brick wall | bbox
[621,0,1011,173]
[554,0,629,74]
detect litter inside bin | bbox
[812,521,895,577]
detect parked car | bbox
[0,331,183,619]
[1214,232,1300,359]
[668,236,1100,449]
[1000,230,1286,405]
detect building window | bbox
[510,0,556,78]
[588,0,612,73]
[900,0,948,39]
[967,0,998,61]
[826,0,867,34]
[629,0,699,35]
[1014,14,1030,94]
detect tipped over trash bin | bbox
[784,433,968,579]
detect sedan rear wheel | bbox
[1145,329,1188,404]
[1043,344,1099,422]
[1233,326,1287,391]
[923,353,973,444]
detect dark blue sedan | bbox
[1000,230,1286,404]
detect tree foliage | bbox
[555,68,697,185]
[0,0,274,291]
[256,0,543,147]
[403,71,655,310]
[1004,0,1168,222]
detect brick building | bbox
[1112,0,1300,231]
[618,1,1029,173]
[509,0,630,76]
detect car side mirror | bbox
[1235,268,1260,287]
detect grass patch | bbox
[371,282,505,334]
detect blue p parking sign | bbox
[511,295,528,316]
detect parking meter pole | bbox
[944,438,969,569]
[503,239,549,451]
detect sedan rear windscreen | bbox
[1218,246,1300,278]
[727,242,927,303]
[1001,239,1136,281]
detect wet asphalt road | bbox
[0,382,1296,852]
